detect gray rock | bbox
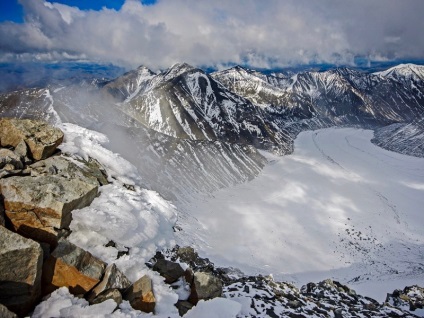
[0,226,43,317]
[175,300,193,317]
[14,140,32,165]
[42,238,107,295]
[0,198,5,227]
[124,275,156,313]
[0,174,98,245]
[189,272,222,305]
[30,156,101,186]
[0,304,17,318]
[14,140,28,158]
[153,259,185,284]
[0,118,63,161]
[90,288,122,306]
[0,148,23,170]
[88,264,131,301]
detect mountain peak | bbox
[136,65,156,75]
[374,63,424,80]
[163,62,200,80]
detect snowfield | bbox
[177,127,424,301]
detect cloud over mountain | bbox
[1,0,423,69]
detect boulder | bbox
[0,226,43,316]
[175,300,194,317]
[0,148,23,170]
[124,275,155,313]
[90,288,122,306]
[0,304,17,318]
[153,259,185,284]
[30,156,105,186]
[0,118,63,161]
[88,263,131,301]
[0,174,98,245]
[188,272,222,305]
[42,238,106,295]
[176,246,214,272]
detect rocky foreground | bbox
[0,118,423,317]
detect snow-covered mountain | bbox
[372,117,424,158]
[105,63,290,154]
[213,64,424,127]
[0,84,267,202]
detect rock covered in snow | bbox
[0,226,43,317]
[386,285,424,315]
[123,275,156,313]
[0,118,63,160]
[42,238,106,295]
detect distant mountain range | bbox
[1,62,423,198]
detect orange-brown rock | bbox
[42,239,106,296]
[0,175,98,246]
[0,118,63,161]
[124,275,156,313]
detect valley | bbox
[177,127,424,301]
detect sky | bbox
[0,0,424,70]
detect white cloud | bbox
[0,0,423,69]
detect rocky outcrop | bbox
[91,288,123,306]
[123,275,156,313]
[386,285,424,313]
[42,238,106,295]
[0,175,98,246]
[0,226,43,317]
[0,118,63,161]
[153,259,185,284]
[88,263,131,302]
[188,272,223,305]
[0,149,23,170]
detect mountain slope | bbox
[112,63,291,154]
[0,83,267,201]
[213,64,424,129]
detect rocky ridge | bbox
[0,118,155,316]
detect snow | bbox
[59,123,141,186]
[184,298,242,318]
[52,123,180,316]
[32,287,118,318]
[176,127,424,301]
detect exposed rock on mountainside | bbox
[372,117,424,157]
[157,246,424,317]
[0,118,63,160]
[1,173,99,246]
[42,238,107,295]
[88,264,131,302]
[112,63,290,154]
[123,275,156,313]
[0,86,269,201]
[0,226,43,317]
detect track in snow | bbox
[176,128,424,300]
